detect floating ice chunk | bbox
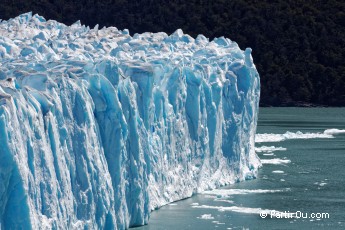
[256,131,334,143]
[193,204,296,219]
[261,158,291,165]
[315,182,327,187]
[192,204,276,215]
[255,146,287,152]
[324,129,345,135]
[198,214,215,220]
[214,199,234,204]
[202,189,284,198]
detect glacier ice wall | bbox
[0,13,260,229]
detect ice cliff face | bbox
[0,13,260,229]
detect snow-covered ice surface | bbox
[0,13,260,229]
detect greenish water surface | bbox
[135,108,345,230]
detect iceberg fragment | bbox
[0,13,260,229]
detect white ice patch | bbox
[192,204,279,215]
[261,158,291,165]
[198,214,214,220]
[263,153,275,156]
[255,131,334,143]
[255,146,286,152]
[214,199,234,204]
[272,170,285,174]
[202,189,284,198]
[324,129,345,135]
[314,182,327,187]
[193,204,296,219]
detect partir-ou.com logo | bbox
[260,210,330,219]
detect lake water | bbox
[135,108,345,230]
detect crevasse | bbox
[0,13,260,229]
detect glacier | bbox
[0,13,260,229]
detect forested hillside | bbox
[1,0,344,106]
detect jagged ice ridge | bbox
[0,13,260,229]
